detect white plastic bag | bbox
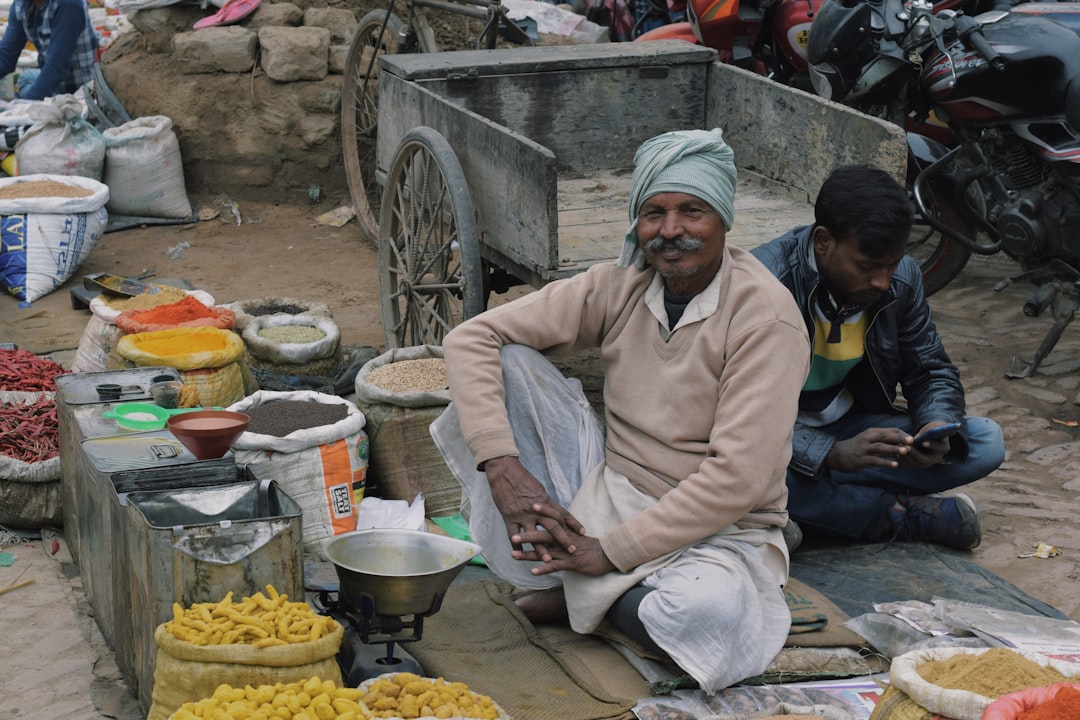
[355,494,426,531]
[102,115,191,219]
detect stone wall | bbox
[100,2,359,204]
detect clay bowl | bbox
[167,410,249,460]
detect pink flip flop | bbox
[194,0,261,29]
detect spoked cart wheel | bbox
[342,9,404,244]
[378,127,484,349]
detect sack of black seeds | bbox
[229,390,369,558]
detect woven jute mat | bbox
[408,579,647,720]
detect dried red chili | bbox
[0,396,59,463]
[0,348,67,392]
[1019,686,1080,720]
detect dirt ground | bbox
[5,198,1080,718]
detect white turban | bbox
[617,128,737,270]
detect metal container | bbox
[106,461,246,701]
[126,477,303,714]
[55,367,181,562]
[74,429,232,658]
[324,529,481,618]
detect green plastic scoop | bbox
[102,403,223,431]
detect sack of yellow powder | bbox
[885,647,1080,720]
[148,585,344,720]
[116,326,249,407]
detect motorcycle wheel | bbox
[906,187,976,297]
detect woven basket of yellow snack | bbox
[148,585,345,720]
[358,672,512,720]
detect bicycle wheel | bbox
[378,127,483,349]
[342,10,403,244]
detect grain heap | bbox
[101,284,188,311]
[917,648,1078,698]
[0,179,92,199]
[257,325,327,344]
[245,400,349,437]
[364,358,448,394]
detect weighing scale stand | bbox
[338,624,424,685]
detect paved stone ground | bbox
[926,252,1080,622]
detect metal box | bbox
[126,477,303,714]
[55,366,182,562]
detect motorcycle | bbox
[634,0,823,91]
[807,0,1080,377]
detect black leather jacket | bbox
[751,225,968,477]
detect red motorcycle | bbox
[635,0,822,90]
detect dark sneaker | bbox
[782,519,803,554]
[889,493,982,550]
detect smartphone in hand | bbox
[912,422,962,444]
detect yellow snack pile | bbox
[361,673,501,719]
[165,585,340,647]
[169,676,368,720]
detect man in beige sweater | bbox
[430,127,810,692]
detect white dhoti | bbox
[430,344,792,692]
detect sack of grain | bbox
[242,314,342,375]
[102,115,192,220]
[229,390,369,558]
[15,94,106,180]
[227,297,333,333]
[0,174,108,303]
[354,345,460,518]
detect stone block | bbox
[294,79,340,114]
[129,6,202,54]
[302,7,357,44]
[258,26,330,81]
[328,44,347,74]
[248,2,303,29]
[173,27,257,73]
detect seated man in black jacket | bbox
[752,164,1005,551]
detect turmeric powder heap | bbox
[917,648,1078,698]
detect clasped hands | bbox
[826,422,953,473]
[483,455,615,577]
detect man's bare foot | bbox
[512,587,568,624]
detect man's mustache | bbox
[643,235,705,254]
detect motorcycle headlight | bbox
[810,62,848,101]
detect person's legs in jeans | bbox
[786,412,1004,544]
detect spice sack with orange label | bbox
[229,390,369,559]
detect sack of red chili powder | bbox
[983,683,1080,720]
[115,294,235,334]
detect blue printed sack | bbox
[0,174,109,303]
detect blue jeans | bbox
[786,413,1005,541]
